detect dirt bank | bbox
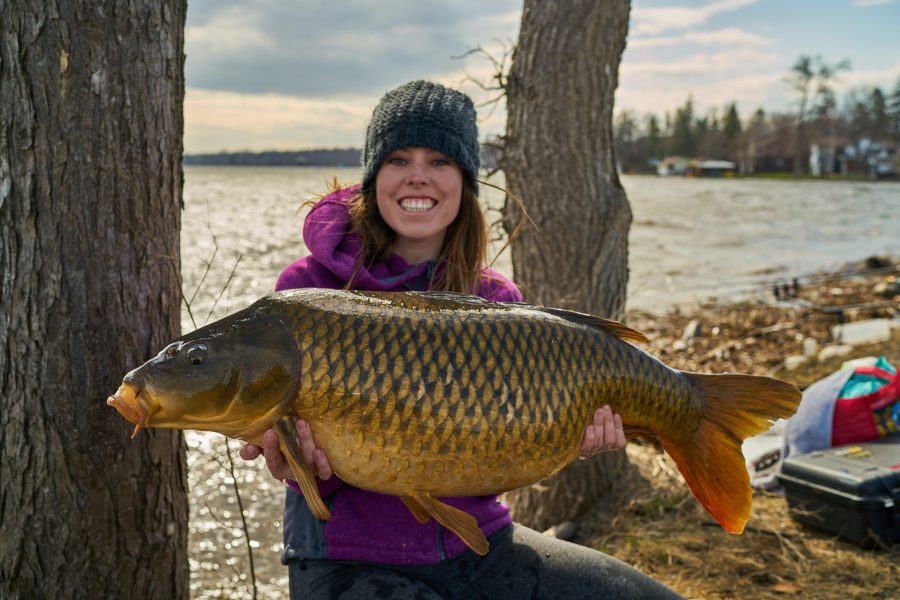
[575,256,900,599]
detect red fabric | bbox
[831,368,900,446]
[832,396,879,445]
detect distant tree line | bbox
[183,148,362,167]
[184,145,504,170]
[615,57,900,175]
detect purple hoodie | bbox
[278,185,521,566]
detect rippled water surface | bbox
[625,176,899,309]
[182,167,899,598]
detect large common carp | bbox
[108,289,800,555]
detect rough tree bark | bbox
[500,0,633,531]
[0,2,189,598]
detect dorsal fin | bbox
[353,290,492,312]
[536,307,649,344]
[353,290,648,344]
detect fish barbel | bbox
[107,289,800,555]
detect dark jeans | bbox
[287,524,682,599]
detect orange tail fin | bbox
[660,372,800,534]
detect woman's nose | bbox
[406,161,428,184]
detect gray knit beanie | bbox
[361,80,480,193]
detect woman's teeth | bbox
[400,198,435,213]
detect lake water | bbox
[182,166,899,325]
[181,166,899,598]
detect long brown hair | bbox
[306,176,526,294]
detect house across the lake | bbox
[657,157,736,177]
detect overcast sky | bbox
[183,0,900,153]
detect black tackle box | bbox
[776,433,900,548]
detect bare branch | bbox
[205,254,244,323]
[451,40,514,116]
[223,438,258,600]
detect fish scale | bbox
[108,288,802,556]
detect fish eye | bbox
[186,344,207,366]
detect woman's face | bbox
[375,146,464,264]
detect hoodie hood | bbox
[301,184,438,292]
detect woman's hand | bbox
[578,405,626,459]
[239,417,333,481]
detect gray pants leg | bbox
[288,524,683,599]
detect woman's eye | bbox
[186,344,207,366]
[387,157,406,166]
[432,159,450,166]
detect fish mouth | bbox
[107,382,152,438]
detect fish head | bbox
[107,307,300,436]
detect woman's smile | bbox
[399,197,437,213]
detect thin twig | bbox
[205,254,244,323]
[189,201,222,307]
[202,500,245,581]
[164,251,198,331]
[181,215,256,598]
[189,245,219,307]
[223,438,258,600]
[451,41,513,116]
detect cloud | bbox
[853,0,895,6]
[629,27,772,49]
[185,0,520,97]
[623,47,779,77]
[631,0,761,36]
[616,69,786,117]
[185,7,275,55]
[683,27,772,46]
[834,60,900,90]
[183,59,512,154]
[184,89,375,153]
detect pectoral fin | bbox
[273,417,331,520]
[410,492,489,556]
[401,496,432,524]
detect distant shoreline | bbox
[183,145,502,169]
[620,171,899,182]
[183,148,362,167]
[183,162,898,184]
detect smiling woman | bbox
[229,79,681,599]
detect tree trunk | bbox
[500,0,632,531]
[0,2,189,598]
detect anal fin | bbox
[401,496,432,524]
[273,417,331,520]
[410,492,489,556]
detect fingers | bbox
[313,449,333,481]
[581,423,597,455]
[239,443,262,461]
[601,406,616,448]
[579,405,626,459]
[255,421,334,482]
[296,418,333,480]
[262,429,293,481]
[613,413,626,449]
[297,418,317,465]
